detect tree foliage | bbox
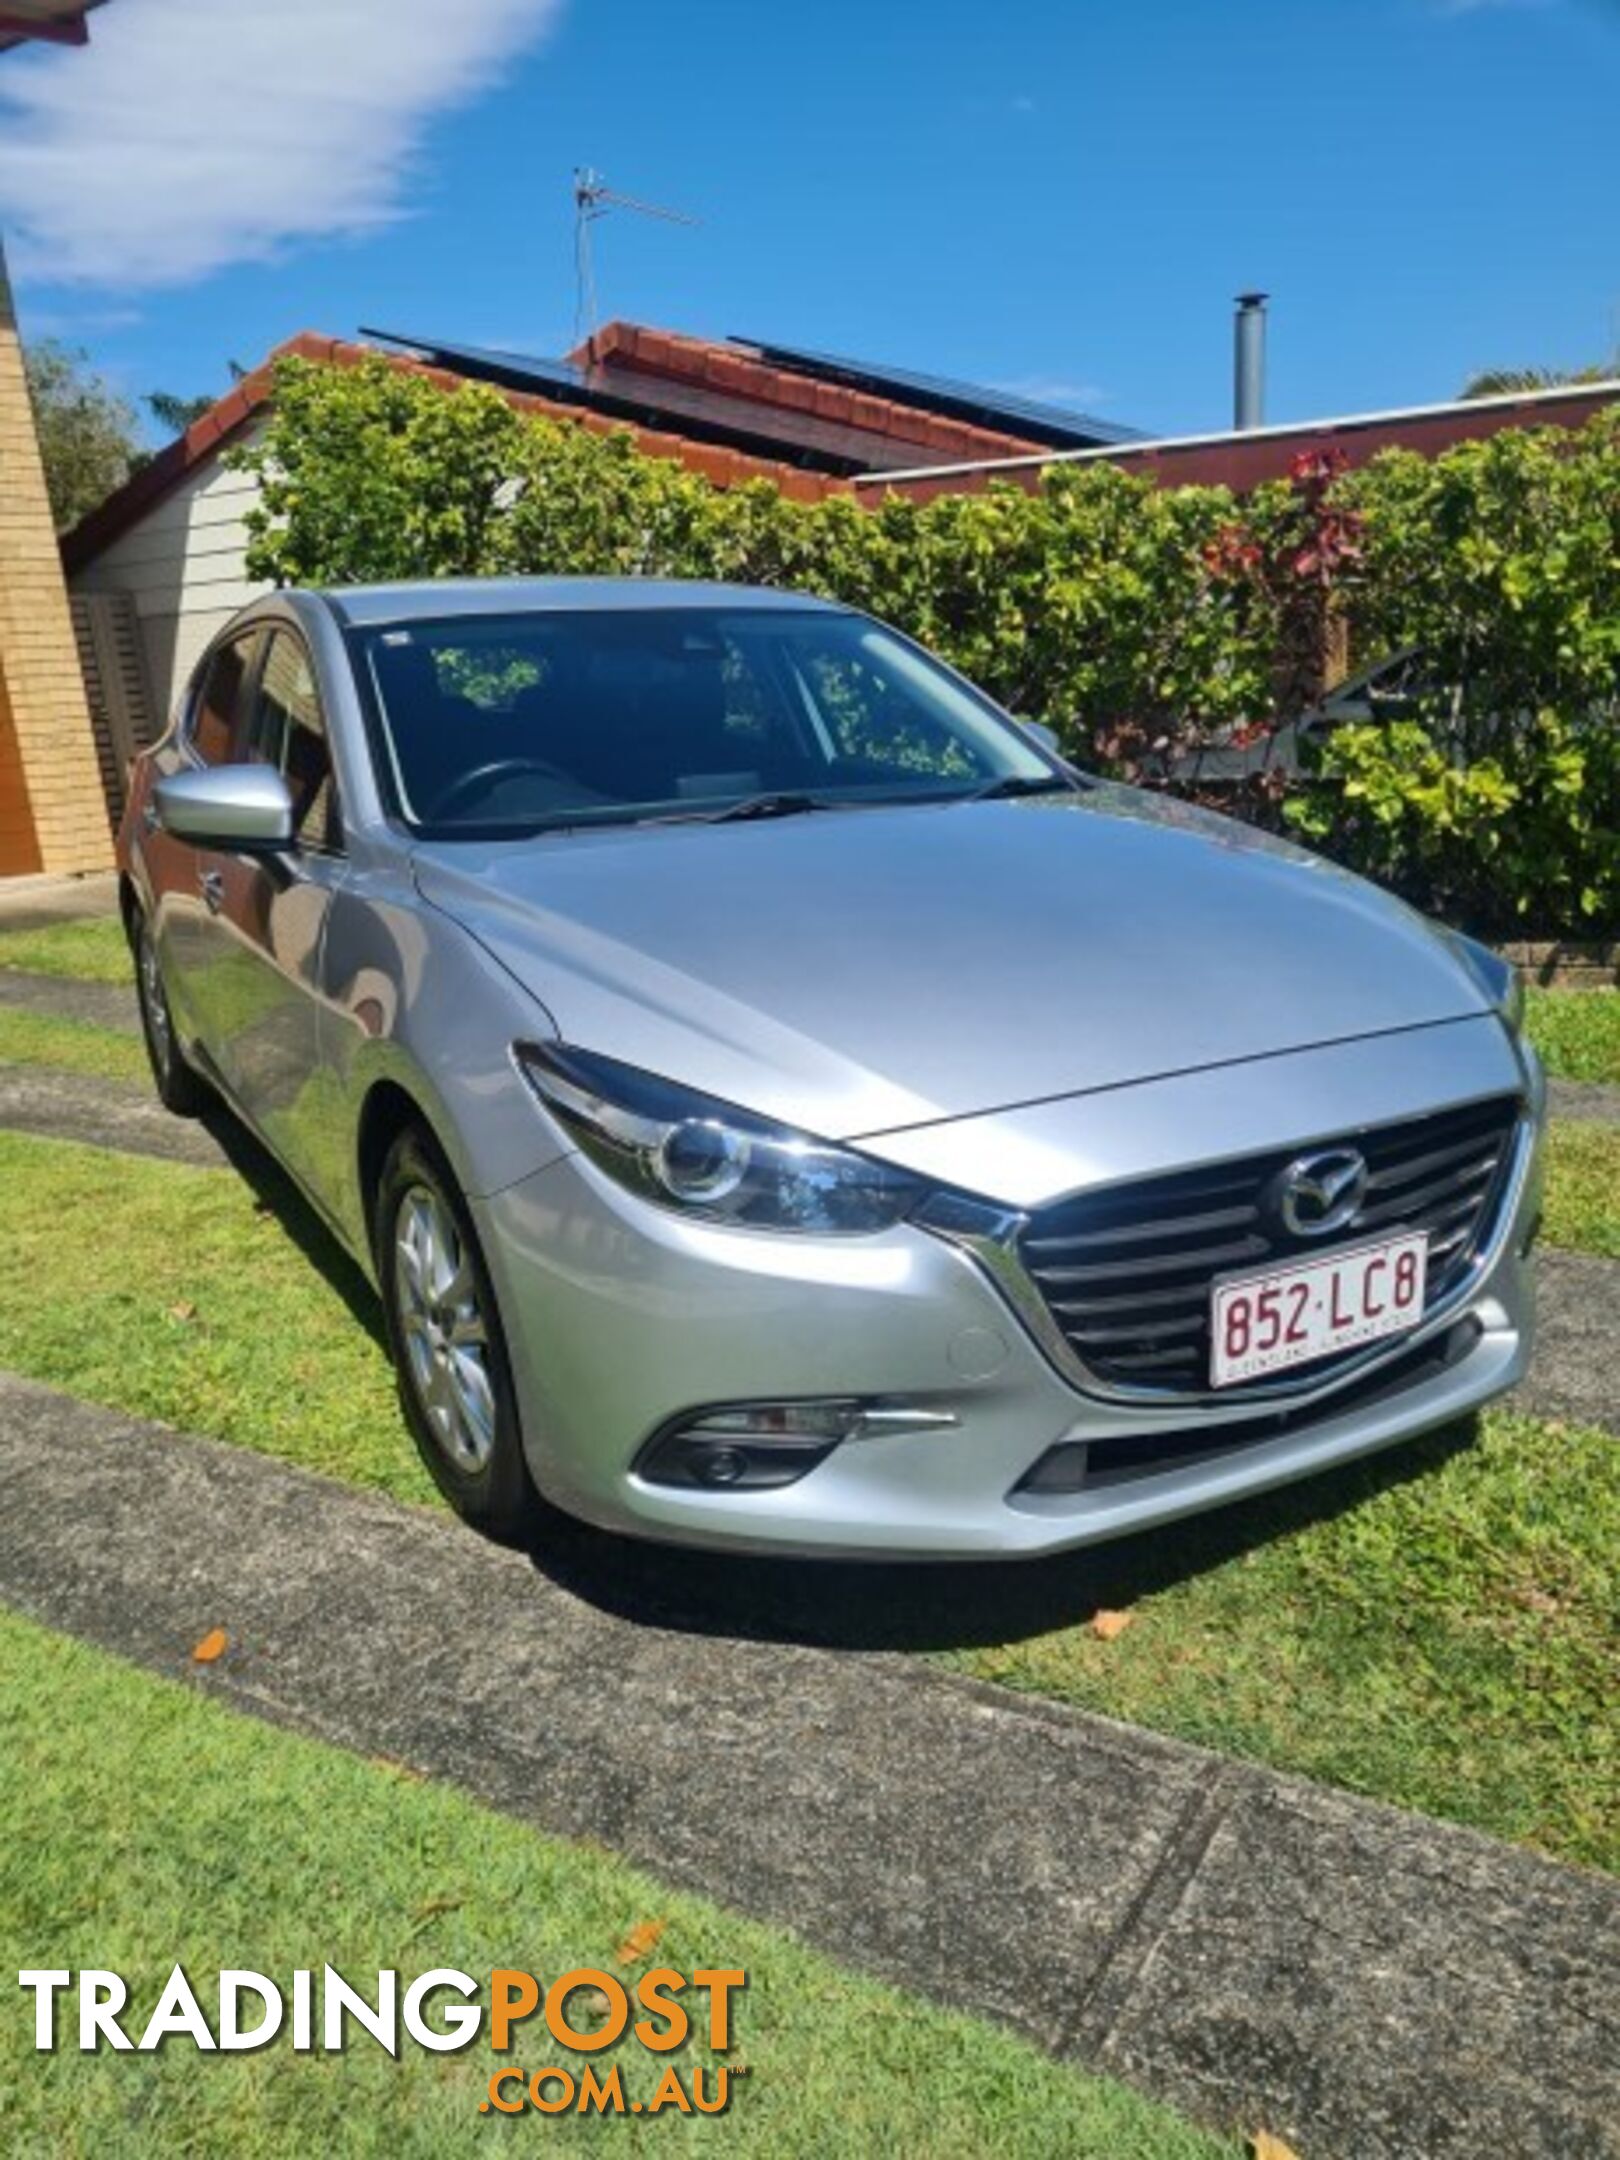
[22,338,140,533]
[236,357,1620,936]
[1461,362,1615,401]
[145,389,214,435]
[145,360,250,439]
[1288,419,1620,931]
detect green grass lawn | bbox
[1544,1121,1620,1259]
[942,1402,1618,1871]
[0,1126,1613,1875]
[0,914,132,984]
[0,1610,1222,2159]
[0,1004,147,1085]
[0,1128,422,1500]
[1526,987,1620,1085]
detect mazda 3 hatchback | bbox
[118,579,1543,1556]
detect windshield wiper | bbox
[643,791,837,827]
[643,774,1088,827]
[965,772,1089,803]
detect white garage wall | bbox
[69,419,273,729]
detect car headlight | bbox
[1447,932,1526,1034]
[514,1042,925,1234]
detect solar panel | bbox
[359,331,593,403]
[358,328,880,475]
[360,326,1143,470]
[734,336,1144,448]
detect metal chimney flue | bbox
[1234,291,1268,431]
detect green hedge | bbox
[235,358,1620,936]
[1295,426,1620,933]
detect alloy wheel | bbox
[393,1182,497,1474]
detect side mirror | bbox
[154,765,294,852]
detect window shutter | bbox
[70,591,156,829]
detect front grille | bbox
[1014,1318,1486,1495]
[1019,1094,1522,1399]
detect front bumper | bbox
[474,1020,1543,1559]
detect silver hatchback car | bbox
[118,579,1543,1557]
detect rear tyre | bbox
[375,1127,540,1545]
[131,908,207,1117]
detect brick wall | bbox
[0,238,114,877]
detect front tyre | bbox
[131,908,207,1117]
[375,1128,539,1545]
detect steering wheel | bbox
[429,757,573,821]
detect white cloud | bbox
[0,0,563,290]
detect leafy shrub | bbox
[237,359,1620,934]
[1289,420,1620,932]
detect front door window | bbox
[249,629,341,852]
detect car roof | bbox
[319,577,847,629]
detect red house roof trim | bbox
[0,0,104,51]
[854,377,1620,490]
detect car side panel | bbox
[313,868,575,1264]
[118,734,212,1046]
[215,850,349,1190]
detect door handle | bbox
[141,801,160,834]
[199,870,225,914]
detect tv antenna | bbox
[573,167,698,358]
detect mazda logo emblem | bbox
[1275,1147,1369,1238]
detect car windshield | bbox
[356,606,1058,835]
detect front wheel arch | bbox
[357,1079,448,1271]
[128,891,207,1118]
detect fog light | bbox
[636,1397,958,1493]
[638,1399,860,1492]
[695,1446,749,1487]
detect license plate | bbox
[1210,1232,1429,1388]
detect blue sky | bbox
[3,0,1617,446]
